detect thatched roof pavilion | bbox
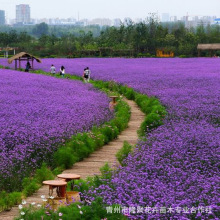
[197,44,220,56]
[8,52,41,70]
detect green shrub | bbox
[90,130,105,149]
[22,178,39,197]
[113,100,131,132]
[140,98,160,114]
[0,191,13,211]
[100,125,115,143]
[108,81,120,92]
[49,55,57,58]
[138,112,163,136]
[75,142,91,160]
[138,53,151,57]
[35,162,54,184]
[72,179,91,192]
[116,141,133,166]
[109,124,120,139]
[9,192,22,206]
[52,166,64,176]
[144,53,151,57]
[114,116,129,132]
[151,104,166,115]
[124,87,135,100]
[53,147,77,169]
[72,163,114,195]
[100,163,113,180]
[67,136,92,161]
[79,133,96,152]
[0,191,22,211]
[135,93,146,105]
[118,84,127,94]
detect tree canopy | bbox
[1,19,220,58]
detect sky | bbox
[0,0,220,20]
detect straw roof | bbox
[8,52,41,64]
[197,43,220,50]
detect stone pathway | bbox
[0,99,145,220]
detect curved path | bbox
[0,99,145,220]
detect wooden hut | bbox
[8,52,41,70]
[0,47,18,58]
[197,44,220,57]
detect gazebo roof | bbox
[197,43,220,50]
[8,52,41,64]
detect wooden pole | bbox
[19,58,21,69]
[32,57,34,69]
[15,59,17,70]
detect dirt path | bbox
[0,99,145,220]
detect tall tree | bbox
[32,22,49,37]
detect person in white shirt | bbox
[50,64,56,74]
[83,67,91,83]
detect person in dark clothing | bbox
[25,61,31,72]
[60,65,65,77]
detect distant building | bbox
[113,18,121,27]
[16,4,31,24]
[162,13,170,22]
[0,10,5,25]
[170,16,178,22]
[75,20,86,26]
[89,18,112,26]
[214,18,220,24]
[180,15,216,28]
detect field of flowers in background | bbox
[0,68,113,192]
[1,57,219,218]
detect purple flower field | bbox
[0,68,113,191]
[1,58,220,218]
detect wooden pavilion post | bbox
[31,57,34,69]
[19,57,21,69]
[15,59,17,70]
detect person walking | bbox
[50,64,56,74]
[83,67,91,83]
[60,66,65,77]
[25,61,31,72]
[86,67,91,82]
[83,68,87,82]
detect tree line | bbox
[0,18,220,58]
